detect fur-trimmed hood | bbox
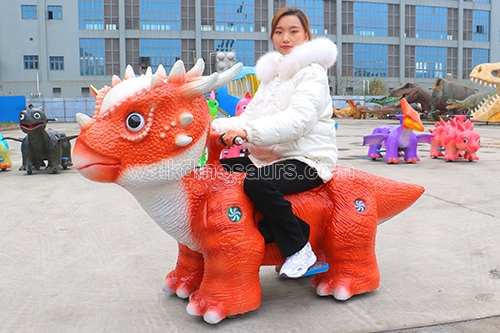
[255,38,338,84]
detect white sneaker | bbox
[279,242,317,278]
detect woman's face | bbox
[272,14,309,55]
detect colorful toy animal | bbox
[429,116,481,161]
[0,134,12,171]
[363,98,432,163]
[72,60,425,324]
[469,62,500,122]
[220,92,252,159]
[18,106,75,174]
[332,99,367,119]
[446,89,497,114]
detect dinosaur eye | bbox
[242,105,247,110]
[19,113,25,121]
[33,112,41,119]
[126,112,145,132]
[463,138,468,144]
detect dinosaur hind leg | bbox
[313,175,380,300]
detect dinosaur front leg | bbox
[187,194,264,324]
[46,147,64,173]
[19,143,36,174]
[443,142,459,161]
[385,143,401,164]
[162,243,204,298]
[403,138,421,163]
[463,152,479,161]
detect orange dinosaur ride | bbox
[72,60,424,324]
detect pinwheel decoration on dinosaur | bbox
[72,59,425,324]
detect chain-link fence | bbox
[26,98,95,122]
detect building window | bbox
[354,2,388,37]
[472,48,489,68]
[140,39,181,72]
[21,5,37,19]
[78,0,104,30]
[353,44,388,77]
[140,0,181,30]
[24,55,39,70]
[48,5,62,20]
[215,0,254,32]
[53,87,62,94]
[473,10,490,42]
[415,6,447,39]
[79,38,105,75]
[415,46,447,78]
[286,0,323,35]
[50,56,64,70]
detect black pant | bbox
[221,157,323,258]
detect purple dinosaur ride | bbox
[363,98,433,163]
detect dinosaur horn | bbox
[111,75,122,87]
[180,73,219,100]
[186,58,205,78]
[167,60,187,83]
[76,113,95,130]
[151,74,167,89]
[211,62,243,90]
[90,84,99,99]
[144,66,153,77]
[124,65,136,80]
[154,64,167,80]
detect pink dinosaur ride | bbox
[72,60,425,324]
[429,115,481,161]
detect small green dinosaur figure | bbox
[446,88,498,112]
[366,95,400,106]
[18,105,76,174]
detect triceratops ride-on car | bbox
[72,60,425,324]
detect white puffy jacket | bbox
[212,38,338,182]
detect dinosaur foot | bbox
[162,271,200,299]
[312,275,379,301]
[186,292,228,324]
[464,154,479,161]
[46,165,62,173]
[186,288,260,324]
[405,157,420,163]
[386,157,401,164]
[369,153,383,160]
[430,152,444,158]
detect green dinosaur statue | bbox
[18,105,76,174]
[366,95,400,106]
[446,89,497,112]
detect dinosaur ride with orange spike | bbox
[72,59,425,324]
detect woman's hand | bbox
[221,129,247,147]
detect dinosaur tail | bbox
[331,167,425,225]
[372,174,425,224]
